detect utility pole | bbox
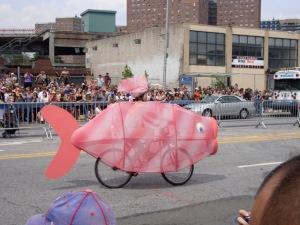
[163,0,170,89]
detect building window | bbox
[232,35,264,68]
[232,35,264,58]
[269,38,298,69]
[55,47,85,55]
[134,39,141,44]
[189,31,225,66]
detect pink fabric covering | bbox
[41,105,80,179]
[117,76,149,97]
[71,102,218,173]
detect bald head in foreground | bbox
[238,155,300,225]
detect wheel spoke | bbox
[95,158,132,188]
[161,148,194,186]
[162,165,194,185]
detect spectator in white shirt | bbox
[38,90,49,103]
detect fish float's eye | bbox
[196,123,204,133]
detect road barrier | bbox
[256,100,300,128]
[0,100,299,138]
[182,99,300,128]
[0,102,108,138]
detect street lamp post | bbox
[163,0,170,89]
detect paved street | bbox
[1,124,300,225]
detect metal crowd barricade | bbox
[256,100,300,128]
[0,101,109,139]
[0,102,46,138]
[0,100,299,138]
[175,99,299,129]
[255,100,267,129]
[167,100,196,107]
[293,101,300,127]
[45,101,109,139]
[213,100,259,128]
[214,99,299,129]
[174,99,258,127]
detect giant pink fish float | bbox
[41,101,218,188]
[118,75,149,97]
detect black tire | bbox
[161,148,194,186]
[239,109,249,119]
[95,157,133,189]
[202,109,212,117]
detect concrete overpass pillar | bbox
[49,32,55,65]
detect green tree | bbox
[122,65,134,79]
[31,52,39,62]
[212,76,226,89]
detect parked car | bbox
[184,95,256,119]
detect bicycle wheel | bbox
[94,157,132,189]
[161,148,194,186]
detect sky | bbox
[0,0,299,29]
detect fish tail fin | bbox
[41,105,80,179]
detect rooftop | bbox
[80,9,117,16]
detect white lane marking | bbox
[0,139,43,146]
[238,162,283,169]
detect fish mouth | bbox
[211,141,218,155]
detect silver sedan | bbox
[184,95,256,119]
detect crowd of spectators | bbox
[0,71,111,104]
[0,70,274,104]
[0,70,278,125]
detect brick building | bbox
[217,0,261,28]
[280,19,300,32]
[116,26,129,34]
[208,0,217,25]
[127,0,209,32]
[35,23,56,34]
[261,19,300,32]
[261,19,281,31]
[54,17,83,32]
[35,17,83,34]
